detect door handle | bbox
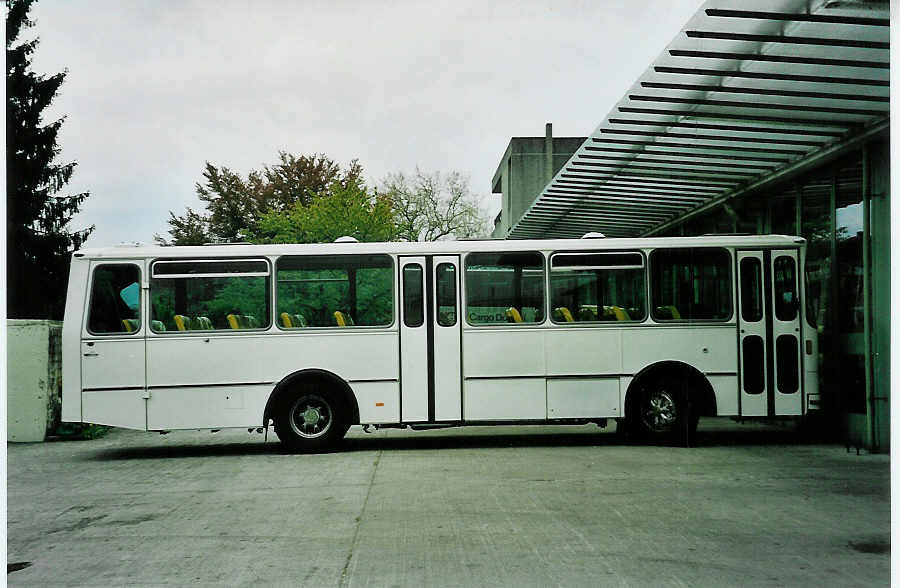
[83,352,99,357]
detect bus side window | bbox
[150,259,271,332]
[465,252,545,325]
[275,254,393,328]
[87,264,141,335]
[650,248,732,322]
[549,252,646,323]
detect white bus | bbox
[62,234,819,451]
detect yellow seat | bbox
[552,307,574,322]
[281,312,308,328]
[505,307,523,323]
[122,318,139,332]
[334,311,354,327]
[660,305,681,320]
[227,314,259,329]
[610,306,631,321]
[174,314,190,331]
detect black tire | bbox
[627,378,698,446]
[273,389,346,453]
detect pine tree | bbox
[6,0,92,319]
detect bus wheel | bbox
[630,381,697,446]
[274,391,345,453]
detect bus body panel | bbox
[353,381,400,423]
[62,257,90,423]
[544,328,623,376]
[707,375,740,416]
[462,329,545,378]
[145,331,399,429]
[547,378,620,419]
[621,327,737,376]
[82,390,146,429]
[800,247,821,411]
[463,378,546,420]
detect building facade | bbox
[491,1,889,449]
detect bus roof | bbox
[74,234,805,260]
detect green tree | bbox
[380,169,489,241]
[6,0,92,319]
[252,178,397,244]
[157,152,364,245]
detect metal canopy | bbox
[507,0,889,239]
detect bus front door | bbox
[399,255,462,423]
[737,250,803,417]
[80,261,148,429]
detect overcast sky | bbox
[28,0,703,246]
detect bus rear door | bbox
[737,250,803,417]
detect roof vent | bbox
[114,241,144,247]
[580,232,606,239]
[334,236,358,243]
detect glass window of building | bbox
[835,160,866,413]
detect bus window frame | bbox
[148,257,274,334]
[647,246,735,324]
[462,250,548,328]
[547,249,648,326]
[85,262,144,337]
[273,253,396,332]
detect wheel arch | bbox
[263,368,360,428]
[624,361,717,419]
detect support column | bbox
[861,146,876,450]
[545,122,553,185]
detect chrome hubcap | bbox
[289,395,333,439]
[642,389,677,432]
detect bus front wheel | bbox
[274,391,346,453]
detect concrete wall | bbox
[8,320,62,442]
[492,134,586,237]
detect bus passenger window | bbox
[436,263,457,327]
[549,252,646,323]
[650,248,732,322]
[150,259,271,332]
[87,264,141,335]
[773,256,798,322]
[465,252,545,325]
[403,264,424,327]
[739,257,763,322]
[276,254,393,328]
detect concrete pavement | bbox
[7,419,890,586]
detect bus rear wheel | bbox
[274,391,346,453]
[628,380,698,446]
